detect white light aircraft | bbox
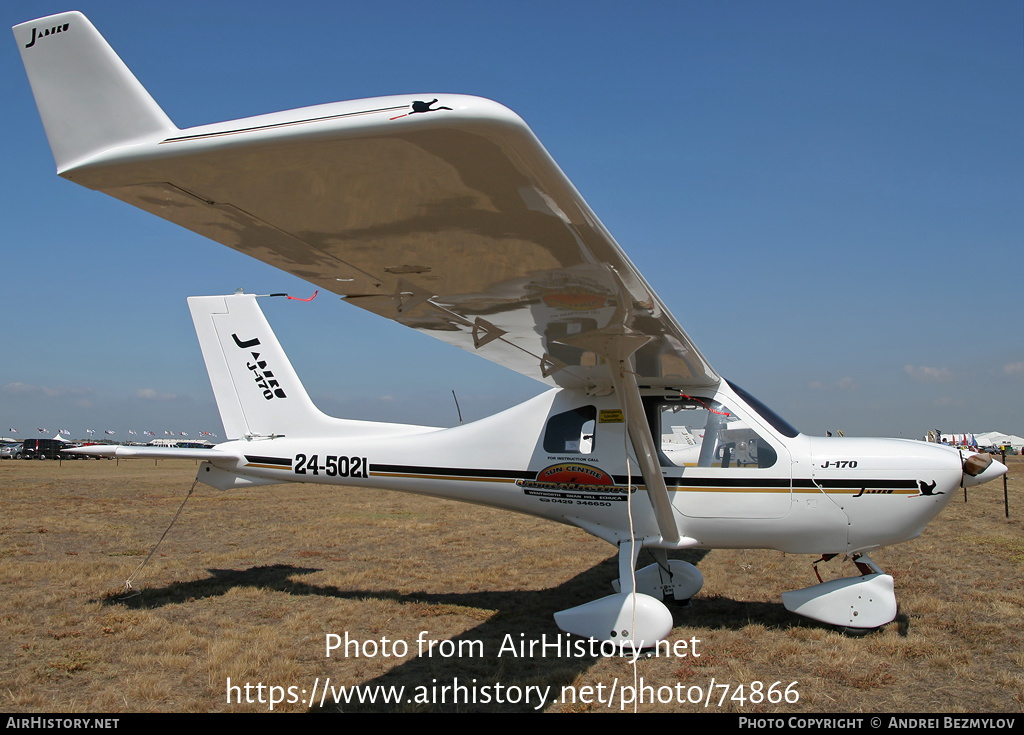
[16,12,1007,647]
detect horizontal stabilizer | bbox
[63,444,222,461]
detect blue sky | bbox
[3,1,1022,441]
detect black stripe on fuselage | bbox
[368,465,917,493]
[795,478,918,490]
[244,455,292,468]
[370,463,534,480]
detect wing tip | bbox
[15,10,176,173]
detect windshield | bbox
[725,380,800,438]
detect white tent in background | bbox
[940,432,1022,452]
[974,432,1024,452]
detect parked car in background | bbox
[1,442,23,459]
[20,439,72,459]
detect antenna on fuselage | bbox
[451,389,464,425]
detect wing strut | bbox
[555,268,680,544]
[609,354,680,545]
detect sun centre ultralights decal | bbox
[517,463,634,503]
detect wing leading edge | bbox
[16,11,719,392]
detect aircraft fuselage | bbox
[196,384,967,557]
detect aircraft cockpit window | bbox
[543,406,596,454]
[726,380,800,438]
[652,396,777,469]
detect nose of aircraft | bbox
[961,452,1009,487]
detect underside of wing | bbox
[70,97,717,391]
[22,13,717,391]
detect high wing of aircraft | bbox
[15,12,1007,647]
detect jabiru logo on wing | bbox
[25,23,70,49]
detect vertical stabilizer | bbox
[188,294,328,441]
[13,11,175,172]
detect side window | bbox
[544,406,596,454]
[655,397,777,469]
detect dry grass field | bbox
[1,456,1022,713]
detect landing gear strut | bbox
[553,539,704,647]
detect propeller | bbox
[961,451,1008,488]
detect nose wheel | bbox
[781,553,897,630]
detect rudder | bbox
[189,293,330,441]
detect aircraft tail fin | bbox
[188,293,334,441]
[13,11,175,172]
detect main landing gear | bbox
[553,544,896,644]
[553,539,704,648]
